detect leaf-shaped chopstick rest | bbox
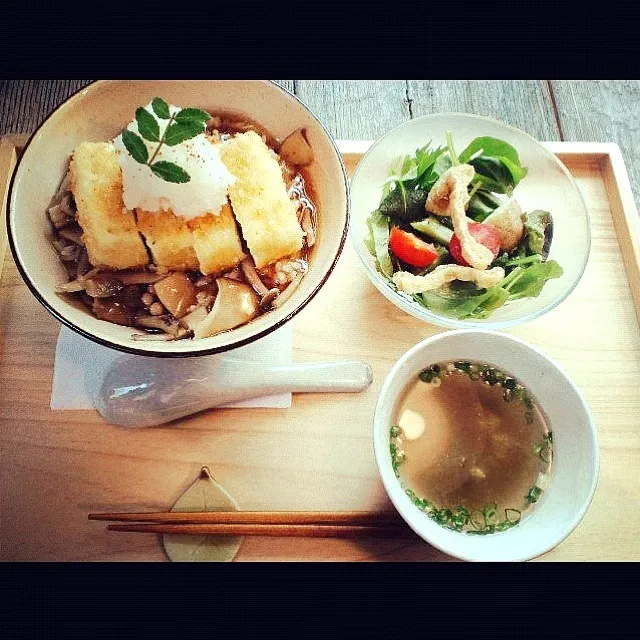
[163,466,241,562]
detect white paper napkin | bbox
[51,325,293,410]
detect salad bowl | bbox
[349,113,591,329]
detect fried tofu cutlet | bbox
[187,203,246,275]
[136,209,199,271]
[70,142,148,269]
[220,131,303,269]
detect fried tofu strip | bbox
[220,131,303,269]
[426,164,495,270]
[70,142,148,269]
[483,198,525,252]
[188,203,246,275]
[393,265,505,294]
[136,210,199,271]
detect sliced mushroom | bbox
[117,270,166,285]
[300,208,316,247]
[272,271,304,309]
[55,279,87,294]
[84,275,124,299]
[92,299,131,326]
[58,226,84,245]
[76,248,90,277]
[153,272,197,319]
[279,128,314,167]
[194,278,259,339]
[134,314,179,335]
[260,288,280,310]
[240,258,269,296]
[180,305,209,331]
[48,203,72,229]
[240,257,280,309]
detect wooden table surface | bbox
[1,80,639,207]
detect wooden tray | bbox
[1,136,639,562]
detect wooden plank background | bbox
[1,80,638,206]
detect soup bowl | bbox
[7,80,349,356]
[373,329,599,562]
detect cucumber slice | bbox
[410,216,454,247]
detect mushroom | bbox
[240,258,280,309]
[54,273,124,297]
[300,208,316,247]
[153,272,197,319]
[279,128,314,167]
[92,299,131,326]
[180,306,209,331]
[194,278,259,339]
[272,271,304,309]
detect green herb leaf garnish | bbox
[151,97,171,119]
[150,161,191,184]
[534,431,554,463]
[164,120,208,147]
[121,130,149,164]
[135,107,160,142]
[525,486,543,504]
[175,107,212,124]
[119,98,212,184]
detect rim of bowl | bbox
[349,112,592,330]
[7,80,350,358]
[373,329,600,562]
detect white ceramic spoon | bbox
[94,356,373,428]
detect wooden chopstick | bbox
[105,523,414,538]
[88,510,404,526]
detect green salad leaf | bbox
[459,136,522,165]
[414,260,563,320]
[419,283,510,319]
[458,136,528,195]
[378,187,429,222]
[365,132,561,321]
[502,260,563,300]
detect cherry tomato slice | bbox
[449,222,501,267]
[389,227,439,268]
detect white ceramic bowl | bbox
[373,330,599,562]
[7,80,349,356]
[350,113,590,329]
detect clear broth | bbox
[391,361,552,534]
